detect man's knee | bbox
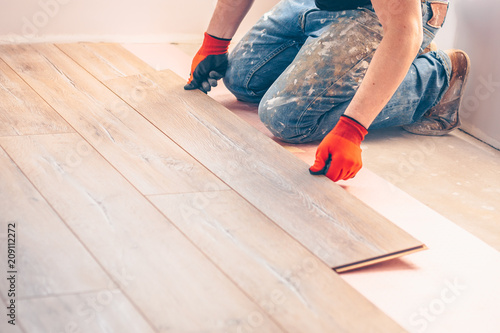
[258,97,304,143]
[223,60,262,103]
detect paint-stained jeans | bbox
[223,0,452,143]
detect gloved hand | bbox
[309,115,368,182]
[184,32,231,93]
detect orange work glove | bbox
[309,115,368,182]
[184,32,230,93]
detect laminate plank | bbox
[56,43,155,81]
[0,43,227,195]
[51,44,425,271]
[20,44,403,329]
[0,146,113,299]
[0,59,71,136]
[54,42,425,270]
[105,69,426,271]
[1,133,282,332]
[150,191,405,332]
[18,290,156,333]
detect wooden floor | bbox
[0,43,428,332]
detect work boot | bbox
[403,49,470,136]
[422,41,438,54]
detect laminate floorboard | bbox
[0,146,112,299]
[107,69,425,270]
[58,42,425,271]
[1,133,282,332]
[0,43,226,195]
[0,59,71,136]
[18,290,156,333]
[150,191,404,332]
[57,42,155,80]
[47,44,404,330]
[0,42,417,332]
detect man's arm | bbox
[184,0,255,92]
[344,0,423,127]
[310,0,423,181]
[207,0,255,39]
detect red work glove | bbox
[309,115,368,182]
[184,32,230,93]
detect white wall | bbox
[0,0,280,43]
[451,0,500,149]
[427,0,500,149]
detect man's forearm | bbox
[343,30,422,128]
[344,0,423,128]
[207,0,255,39]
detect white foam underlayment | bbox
[123,43,500,333]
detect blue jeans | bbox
[223,0,452,143]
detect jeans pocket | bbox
[427,1,449,28]
[353,8,384,37]
[302,8,350,37]
[419,1,448,52]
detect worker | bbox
[184,0,470,182]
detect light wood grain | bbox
[1,133,282,333]
[0,58,71,136]
[0,42,419,331]
[0,145,113,299]
[18,43,405,330]
[105,69,425,270]
[56,43,155,81]
[18,290,155,333]
[48,43,425,270]
[0,43,227,195]
[150,191,405,332]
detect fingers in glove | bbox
[209,71,224,80]
[309,158,326,175]
[201,81,211,93]
[184,79,212,94]
[187,80,209,94]
[208,78,218,87]
[186,55,228,92]
[344,163,362,180]
[324,157,344,182]
[184,82,198,90]
[208,71,224,88]
[332,160,361,181]
[309,168,325,176]
[309,154,331,175]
